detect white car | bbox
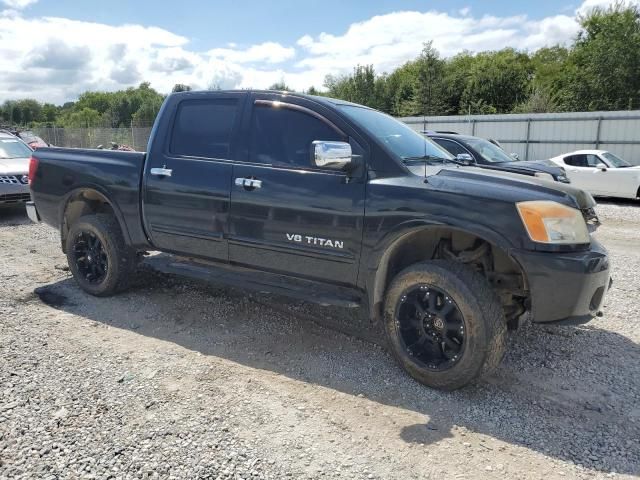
[549,150,640,200]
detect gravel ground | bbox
[1,199,639,480]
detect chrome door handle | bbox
[235,178,262,189]
[150,167,172,177]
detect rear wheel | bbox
[66,214,136,296]
[384,260,506,390]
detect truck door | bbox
[228,96,366,286]
[142,92,246,260]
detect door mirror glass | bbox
[456,153,474,165]
[312,141,353,170]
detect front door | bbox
[228,96,366,286]
[142,92,247,260]
[563,153,606,195]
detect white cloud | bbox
[208,42,295,64]
[575,0,639,15]
[0,0,635,103]
[1,0,37,9]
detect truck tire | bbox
[65,214,136,297]
[383,260,506,390]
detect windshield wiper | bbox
[402,155,465,165]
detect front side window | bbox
[0,138,32,158]
[586,154,603,167]
[250,104,343,168]
[170,98,238,159]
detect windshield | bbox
[338,105,453,162]
[0,138,32,159]
[602,152,632,168]
[464,137,515,163]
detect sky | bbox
[0,0,635,104]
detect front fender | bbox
[363,217,519,321]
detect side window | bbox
[250,105,343,168]
[564,155,587,167]
[433,138,471,158]
[170,98,238,159]
[586,154,602,167]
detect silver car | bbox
[0,132,33,207]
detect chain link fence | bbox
[33,126,153,151]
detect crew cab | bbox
[27,90,612,390]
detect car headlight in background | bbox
[516,200,590,244]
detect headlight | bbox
[516,201,590,244]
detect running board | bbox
[144,255,363,308]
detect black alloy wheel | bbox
[395,284,465,371]
[72,231,108,284]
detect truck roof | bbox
[169,89,367,109]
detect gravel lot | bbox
[1,200,639,479]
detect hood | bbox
[478,159,564,177]
[0,156,30,174]
[407,163,595,211]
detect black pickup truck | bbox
[27,90,611,390]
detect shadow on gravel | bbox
[32,265,640,475]
[597,197,640,207]
[0,205,30,226]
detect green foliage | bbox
[268,81,293,91]
[172,84,192,93]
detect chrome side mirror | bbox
[456,153,474,165]
[596,163,607,171]
[510,153,520,160]
[312,141,353,170]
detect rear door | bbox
[142,92,247,260]
[227,95,366,286]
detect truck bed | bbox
[30,147,149,247]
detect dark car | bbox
[426,132,570,183]
[27,90,610,390]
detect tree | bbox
[413,42,448,115]
[172,84,192,93]
[268,81,292,91]
[459,49,532,114]
[563,3,640,110]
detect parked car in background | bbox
[15,130,48,150]
[425,132,570,183]
[0,131,33,207]
[549,150,640,200]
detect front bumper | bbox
[513,238,611,324]
[26,200,40,223]
[0,181,30,206]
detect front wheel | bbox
[66,214,136,296]
[384,260,507,390]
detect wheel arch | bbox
[368,223,529,325]
[59,185,132,253]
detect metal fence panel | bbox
[401,110,640,165]
[34,126,153,151]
